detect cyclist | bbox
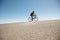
[30,11,36,21]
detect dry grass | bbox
[0,20,60,40]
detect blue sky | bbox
[0,0,60,24]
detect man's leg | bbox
[31,16,33,21]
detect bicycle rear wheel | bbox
[33,17,38,22]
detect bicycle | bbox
[28,16,38,22]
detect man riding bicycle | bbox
[30,11,36,21]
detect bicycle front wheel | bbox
[28,17,32,22]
